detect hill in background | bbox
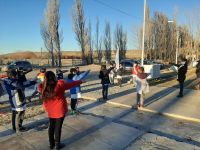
[0,50,141,60]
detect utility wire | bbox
[89,0,142,21]
[88,0,176,27]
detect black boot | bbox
[49,143,55,149]
[55,142,65,150]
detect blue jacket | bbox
[3,78,36,111]
[66,70,90,99]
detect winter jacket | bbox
[3,78,36,111]
[38,80,82,118]
[132,65,140,75]
[67,70,90,99]
[37,72,45,83]
[135,73,149,94]
[174,63,188,82]
[196,61,200,78]
[99,67,114,85]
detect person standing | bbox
[116,63,123,87]
[38,71,84,150]
[135,67,150,108]
[172,58,188,97]
[132,62,140,86]
[99,65,114,100]
[3,69,36,134]
[27,68,46,101]
[68,68,90,114]
[195,60,200,89]
[109,63,116,85]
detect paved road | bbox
[0,90,200,150]
[0,66,200,149]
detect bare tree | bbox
[145,4,153,60]
[103,21,112,61]
[72,0,87,64]
[95,18,102,63]
[40,8,55,67]
[88,21,93,63]
[46,0,63,67]
[114,24,127,61]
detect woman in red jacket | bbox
[38,71,84,150]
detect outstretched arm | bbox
[73,70,90,81]
[63,80,83,90]
[23,81,37,88]
[169,62,180,67]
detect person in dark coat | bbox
[196,60,200,89]
[171,58,188,97]
[99,65,114,100]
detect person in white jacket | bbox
[135,67,150,108]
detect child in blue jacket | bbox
[67,68,90,114]
[2,69,36,133]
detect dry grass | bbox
[0,50,142,60]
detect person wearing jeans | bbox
[3,69,36,133]
[67,68,90,114]
[171,57,188,97]
[38,71,84,150]
[135,67,150,108]
[99,65,114,100]
[102,84,109,100]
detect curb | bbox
[139,107,200,124]
[82,96,200,124]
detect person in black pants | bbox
[196,60,200,89]
[171,57,188,98]
[48,117,64,149]
[99,65,114,100]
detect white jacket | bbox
[135,76,149,94]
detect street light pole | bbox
[141,0,146,66]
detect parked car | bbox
[6,60,32,72]
[120,60,138,72]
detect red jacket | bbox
[38,80,82,118]
[132,65,140,75]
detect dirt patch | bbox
[0,98,88,126]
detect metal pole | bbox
[176,30,179,64]
[141,0,146,66]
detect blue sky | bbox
[0,0,199,54]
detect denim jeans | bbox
[102,84,109,99]
[179,81,184,96]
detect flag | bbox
[115,49,119,69]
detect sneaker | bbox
[70,110,75,115]
[75,110,80,115]
[19,127,28,132]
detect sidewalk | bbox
[83,84,200,123]
[0,83,200,150]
